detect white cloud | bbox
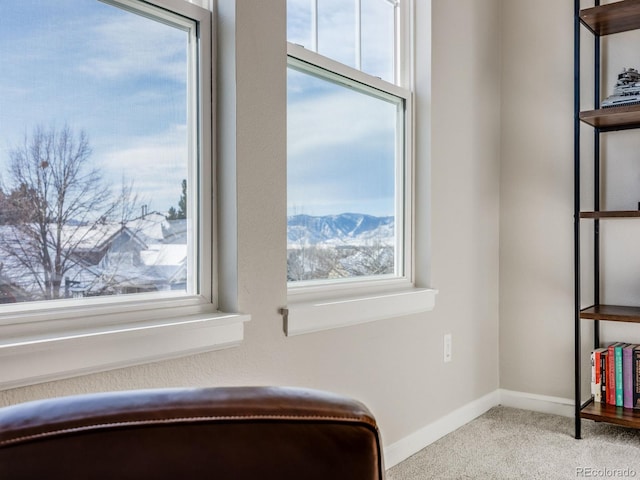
[287,86,397,158]
[287,72,398,217]
[98,125,188,211]
[79,12,187,83]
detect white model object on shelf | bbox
[602,67,640,108]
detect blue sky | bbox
[287,67,398,217]
[0,0,398,219]
[0,0,188,213]
[286,0,399,218]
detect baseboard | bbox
[498,389,574,418]
[383,388,576,469]
[383,390,500,469]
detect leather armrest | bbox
[0,386,384,479]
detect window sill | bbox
[0,311,250,391]
[283,287,437,336]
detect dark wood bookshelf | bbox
[580,0,640,36]
[575,0,640,438]
[580,210,640,219]
[580,304,640,323]
[581,402,640,429]
[580,104,640,130]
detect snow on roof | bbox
[0,213,189,300]
[140,244,187,266]
[63,224,123,249]
[126,212,170,243]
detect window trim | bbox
[0,0,250,391]
[284,0,436,336]
[283,288,435,336]
[0,312,247,390]
[287,43,408,100]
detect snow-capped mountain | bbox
[287,213,394,246]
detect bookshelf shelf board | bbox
[580,211,640,219]
[580,0,640,36]
[580,305,640,323]
[581,402,640,429]
[580,105,640,130]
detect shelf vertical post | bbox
[574,0,583,440]
[593,0,601,351]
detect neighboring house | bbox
[0,272,30,304]
[0,212,187,302]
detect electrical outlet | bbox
[444,334,452,363]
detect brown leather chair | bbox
[0,386,384,479]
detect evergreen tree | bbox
[166,179,187,220]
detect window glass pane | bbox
[287,0,312,49]
[287,65,401,282]
[287,0,396,83]
[0,0,194,304]
[317,0,356,69]
[362,0,395,83]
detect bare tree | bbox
[0,125,122,300]
[0,184,37,225]
[339,241,394,277]
[288,243,395,281]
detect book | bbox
[634,346,640,409]
[591,350,597,398]
[607,342,624,405]
[601,350,608,404]
[593,348,607,403]
[615,343,626,406]
[623,344,636,408]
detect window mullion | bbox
[355,0,362,70]
[394,1,400,85]
[311,0,318,52]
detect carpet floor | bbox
[386,406,640,480]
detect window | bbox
[284,0,436,335]
[0,0,203,304]
[287,0,409,287]
[0,0,248,390]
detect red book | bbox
[593,348,606,402]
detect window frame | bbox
[284,0,436,335]
[286,45,413,291]
[0,0,249,391]
[287,50,412,286]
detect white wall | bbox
[0,0,501,454]
[500,0,576,398]
[428,0,501,416]
[499,0,640,401]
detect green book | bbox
[615,343,627,407]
